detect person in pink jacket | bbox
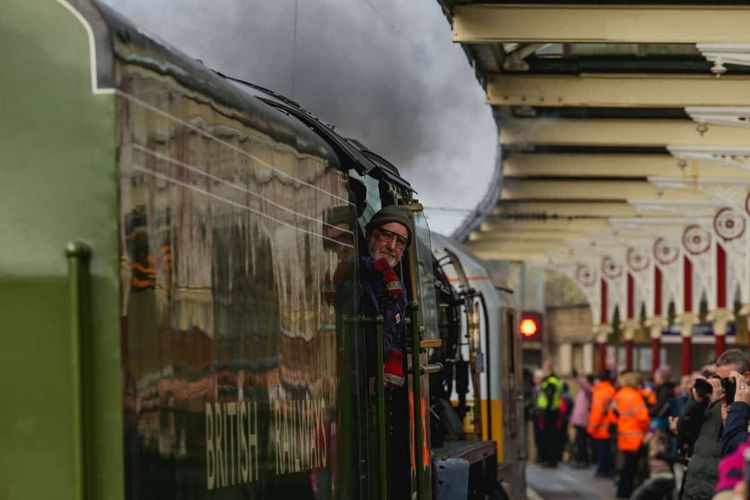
[570,372,594,467]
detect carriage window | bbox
[349,170,381,231]
[411,210,439,340]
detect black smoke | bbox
[100,0,497,234]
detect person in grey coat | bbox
[677,349,750,500]
[678,393,722,500]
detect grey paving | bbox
[526,463,618,500]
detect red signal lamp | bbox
[519,311,543,341]
[520,318,538,337]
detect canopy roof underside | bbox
[438,1,750,262]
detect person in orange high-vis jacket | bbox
[588,371,616,478]
[641,385,657,409]
[612,372,651,499]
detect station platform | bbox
[526,463,617,500]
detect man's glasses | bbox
[373,227,408,250]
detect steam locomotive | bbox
[1,1,525,498]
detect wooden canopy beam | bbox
[501,178,711,201]
[469,249,551,262]
[495,200,639,218]
[453,4,750,44]
[480,218,612,233]
[503,154,746,178]
[470,227,596,243]
[501,119,750,147]
[465,238,570,254]
[487,74,750,108]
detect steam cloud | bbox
[100,0,497,234]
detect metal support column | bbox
[66,241,91,500]
[625,340,634,372]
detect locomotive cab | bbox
[340,164,439,500]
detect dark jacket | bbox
[359,256,407,374]
[677,398,724,500]
[651,381,676,419]
[721,401,750,457]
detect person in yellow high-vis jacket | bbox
[535,368,563,467]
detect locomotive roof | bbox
[255,95,414,192]
[90,1,413,192]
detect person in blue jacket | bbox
[719,353,750,457]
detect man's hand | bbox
[732,478,747,499]
[732,370,750,405]
[668,416,679,434]
[709,377,724,403]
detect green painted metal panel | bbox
[0,278,71,498]
[0,1,122,499]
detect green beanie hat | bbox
[365,205,414,246]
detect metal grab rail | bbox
[374,315,386,500]
[343,315,387,500]
[66,241,91,500]
[409,302,425,500]
[419,338,442,349]
[420,363,444,375]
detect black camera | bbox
[693,378,713,398]
[722,378,737,405]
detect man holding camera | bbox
[678,349,750,499]
[719,352,750,457]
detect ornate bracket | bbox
[676,312,700,338]
[685,106,750,128]
[707,308,736,336]
[683,224,717,312]
[554,260,602,329]
[645,316,667,340]
[653,236,684,317]
[696,44,750,76]
[714,208,750,305]
[627,245,655,320]
[601,253,627,325]
[649,175,750,208]
[669,145,750,171]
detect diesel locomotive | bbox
[1,1,524,498]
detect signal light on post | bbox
[520,318,538,337]
[519,311,542,341]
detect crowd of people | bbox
[526,350,750,499]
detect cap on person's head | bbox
[365,205,414,246]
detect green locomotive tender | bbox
[1,1,524,499]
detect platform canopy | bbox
[438,0,750,263]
